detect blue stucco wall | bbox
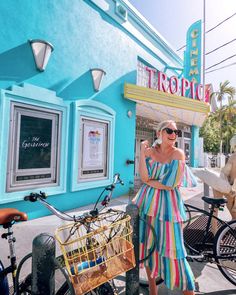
[0,0,177,218]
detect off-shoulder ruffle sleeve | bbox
[180,163,198,187]
[161,160,197,188]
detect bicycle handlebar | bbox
[24,173,124,222]
[99,173,124,207]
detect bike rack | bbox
[126,203,140,295]
[31,233,55,295]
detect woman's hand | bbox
[141,140,153,157]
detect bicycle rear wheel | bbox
[15,253,32,294]
[213,220,236,286]
[0,260,9,295]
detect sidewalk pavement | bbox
[1,179,235,295]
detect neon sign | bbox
[145,67,207,101]
[184,20,202,87]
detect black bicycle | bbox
[147,196,236,287]
[184,196,236,286]
[0,208,31,294]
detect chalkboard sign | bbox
[18,115,52,169]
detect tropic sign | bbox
[145,68,207,101]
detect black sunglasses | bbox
[163,128,181,136]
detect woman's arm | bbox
[144,179,172,190]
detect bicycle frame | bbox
[0,222,19,295]
[184,202,236,257]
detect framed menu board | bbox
[79,117,108,180]
[7,103,61,191]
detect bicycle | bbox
[0,209,31,294]
[32,177,157,294]
[29,174,157,294]
[184,196,236,286]
[1,174,130,295]
[208,155,217,168]
[150,196,236,287]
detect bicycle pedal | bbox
[188,254,204,261]
[187,256,194,262]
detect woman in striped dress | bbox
[132,120,197,295]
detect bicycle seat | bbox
[202,196,227,206]
[0,208,28,226]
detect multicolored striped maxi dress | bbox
[132,159,197,291]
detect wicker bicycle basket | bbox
[55,210,135,294]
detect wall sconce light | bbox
[90,68,106,92]
[29,39,54,71]
[127,110,132,118]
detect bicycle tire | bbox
[184,203,192,228]
[15,252,32,294]
[57,281,116,295]
[139,204,193,288]
[138,216,163,287]
[138,216,157,264]
[0,260,9,295]
[56,281,71,295]
[213,220,236,286]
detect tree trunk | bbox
[220,99,223,154]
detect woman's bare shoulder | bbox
[172,148,185,161]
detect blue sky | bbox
[128,0,236,91]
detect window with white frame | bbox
[7,103,61,191]
[137,60,158,89]
[71,100,115,191]
[78,117,109,181]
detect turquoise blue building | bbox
[0,0,209,218]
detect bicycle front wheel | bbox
[57,281,116,295]
[213,220,236,286]
[139,268,163,287]
[138,216,163,287]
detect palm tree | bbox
[210,80,236,154]
[221,100,236,153]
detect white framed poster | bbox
[79,117,108,180]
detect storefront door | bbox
[184,141,191,165]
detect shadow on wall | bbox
[57,70,136,101]
[57,70,94,100]
[0,42,38,88]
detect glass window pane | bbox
[19,115,52,169]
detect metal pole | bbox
[31,233,55,295]
[203,182,210,211]
[126,203,139,295]
[202,0,206,100]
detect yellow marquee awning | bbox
[124,83,210,127]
